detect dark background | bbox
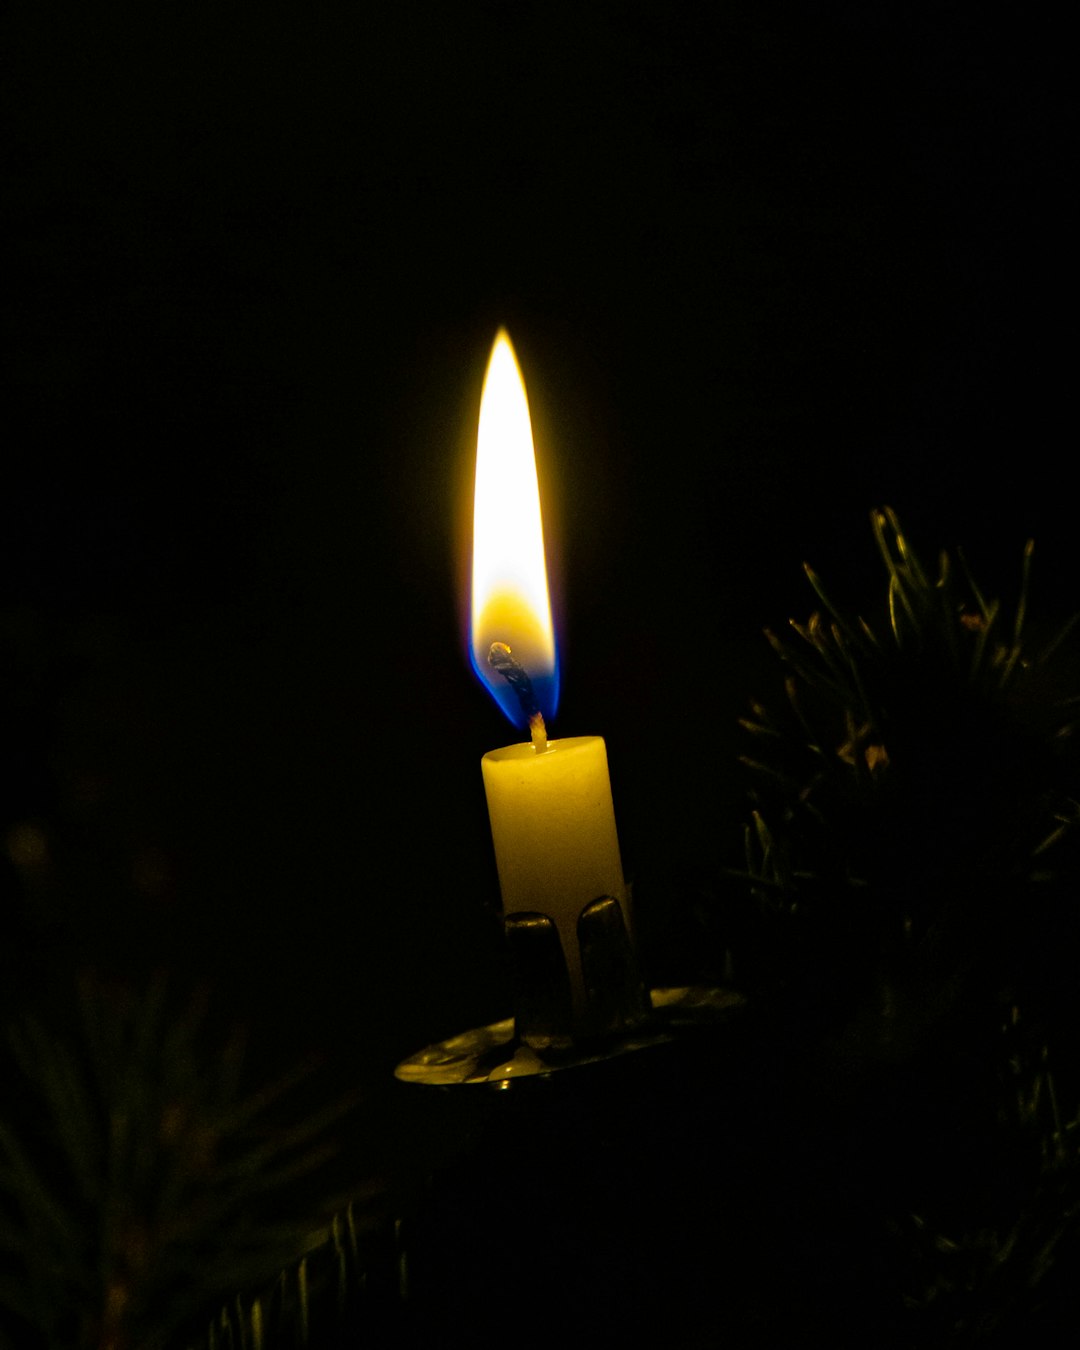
[2,3,1070,1175]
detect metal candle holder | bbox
[395,892,742,1086]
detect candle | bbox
[470,330,631,1016]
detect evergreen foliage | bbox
[733,507,1080,1340]
[0,976,360,1350]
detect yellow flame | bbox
[471,330,556,698]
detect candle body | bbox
[481,735,628,1010]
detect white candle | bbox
[481,734,627,1003]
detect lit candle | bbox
[471,330,631,1016]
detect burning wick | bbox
[488,642,549,753]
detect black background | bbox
[2,3,1071,1171]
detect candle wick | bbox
[529,711,548,754]
[488,642,548,749]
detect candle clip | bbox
[503,912,576,1049]
[504,894,648,1051]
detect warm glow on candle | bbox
[470,329,558,729]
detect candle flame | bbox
[470,330,558,728]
